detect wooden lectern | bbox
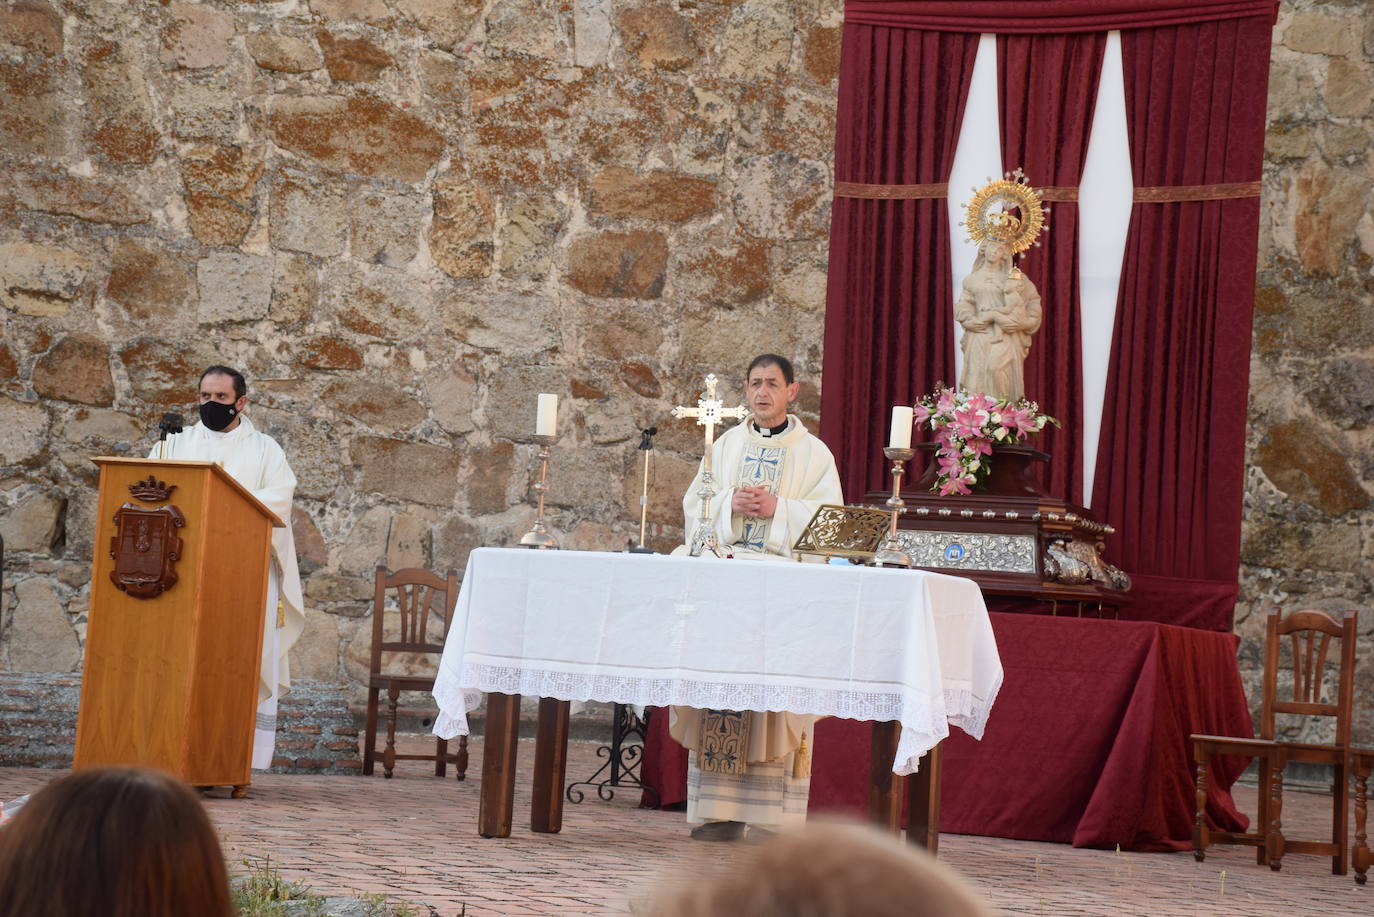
[76,457,284,797]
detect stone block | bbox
[0,58,64,159]
[774,246,828,311]
[246,32,324,73]
[339,505,393,574]
[117,338,218,407]
[106,240,197,321]
[0,1,62,55]
[579,305,664,362]
[617,4,697,71]
[197,251,272,323]
[0,490,64,553]
[0,242,89,317]
[63,409,144,447]
[386,511,432,569]
[293,505,328,574]
[1254,421,1370,517]
[394,0,484,51]
[305,572,375,602]
[295,336,364,370]
[160,3,235,69]
[269,95,445,183]
[169,77,241,141]
[32,334,114,406]
[80,40,159,164]
[271,253,320,324]
[424,364,478,435]
[442,291,559,356]
[540,443,616,511]
[13,174,149,225]
[1324,58,1373,118]
[802,24,842,85]
[1304,356,1374,430]
[483,365,568,443]
[0,398,50,465]
[333,267,429,341]
[322,378,427,430]
[1283,8,1359,57]
[351,436,461,505]
[352,192,423,266]
[680,302,812,372]
[566,230,668,299]
[680,239,770,307]
[271,179,349,257]
[289,608,342,681]
[430,177,495,279]
[467,440,515,515]
[8,579,80,672]
[574,0,613,66]
[266,416,344,502]
[311,0,392,24]
[433,515,480,572]
[732,152,830,241]
[619,360,661,398]
[1242,515,1362,574]
[588,167,716,222]
[719,0,793,80]
[317,29,392,82]
[499,194,566,278]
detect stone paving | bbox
[1,737,1369,916]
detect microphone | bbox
[638,426,658,451]
[158,413,184,440]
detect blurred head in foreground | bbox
[643,820,997,917]
[0,767,233,917]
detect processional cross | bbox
[672,373,748,558]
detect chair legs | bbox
[1333,759,1349,876]
[384,684,400,778]
[1355,759,1370,885]
[362,685,380,776]
[1193,752,1210,862]
[1266,757,1285,871]
[435,735,469,780]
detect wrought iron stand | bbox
[565,704,659,806]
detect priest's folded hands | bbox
[731,484,778,518]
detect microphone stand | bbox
[628,426,657,554]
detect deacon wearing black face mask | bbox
[149,365,305,771]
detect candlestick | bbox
[872,446,915,567]
[888,405,914,449]
[536,393,558,437]
[519,434,560,549]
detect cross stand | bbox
[565,705,659,807]
[671,373,748,558]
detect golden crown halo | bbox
[962,168,1048,256]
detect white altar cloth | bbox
[432,548,1002,775]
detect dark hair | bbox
[0,768,234,917]
[199,365,247,399]
[747,353,794,385]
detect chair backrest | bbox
[1259,608,1357,746]
[369,566,459,677]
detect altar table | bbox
[432,548,1002,838]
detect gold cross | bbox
[672,374,748,557]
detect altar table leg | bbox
[479,692,521,838]
[907,741,942,853]
[868,721,903,834]
[531,698,570,833]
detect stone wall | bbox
[1243,0,1374,745]
[2,0,1371,746]
[0,0,838,704]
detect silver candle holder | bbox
[872,446,914,567]
[519,434,559,550]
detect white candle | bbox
[536,393,558,437]
[888,405,914,449]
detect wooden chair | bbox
[1353,748,1373,885]
[363,566,467,780]
[1192,608,1357,874]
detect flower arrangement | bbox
[913,386,1058,496]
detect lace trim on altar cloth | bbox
[432,663,1003,775]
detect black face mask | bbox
[199,400,238,431]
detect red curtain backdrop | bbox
[820,27,978,499]
[844,0,1279,33]
[1091,16,1273,630]
[996,33,1107,504]
[822,1,1276,629]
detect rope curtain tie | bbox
[832,180,1261,202]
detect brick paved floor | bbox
[2,738,1369,916]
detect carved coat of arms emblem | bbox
[109,476,186,599]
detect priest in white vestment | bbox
[151,366,306,769]
[671,353,844,841]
